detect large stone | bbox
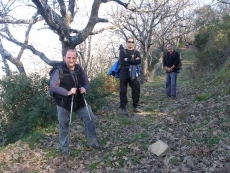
[148,140,169,156]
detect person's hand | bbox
[68,88,77,95]
[124,58,128,61]
[79,87,86,94]
[136,57,140,60]
[166,67,171,72]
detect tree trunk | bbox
[141,54,149,83]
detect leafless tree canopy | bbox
[0,0,136,75]
[0,0,229,78]
[109,0,202,82]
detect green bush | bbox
[194,28,211,51]
[194,15,230,75]
[193,47,223,74]
[86,73,119,111]
[213,59,230,85]
[0,73,56,144]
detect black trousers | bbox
[119,67,140,109]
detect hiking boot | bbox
[133,107,143,113]
[120,108,129,116]
[89,144,104,151]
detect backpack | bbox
[175,52,182,70]
[47,62,64,97]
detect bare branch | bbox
[98,18,109,23]
[0,16,43,24]
[71,25,119,35]
[57,0,66,17]
[91,25,118,35]
[0,39,26,74]
[217,0,230,5]
[0,33,55,66]
[68,0,76,19]
[17,13,39,61]
[103,0,128,8]
[32,0,71,45]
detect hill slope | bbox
[0,47,229,173]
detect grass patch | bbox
[45,148,58,157]
[195,93,210,101]
[169,156,178,165]
[88,162,99,170]
[191,125,227,146]
[21,131,44,149]
[119,117,132,125]
[130,132,148,143]
[131,156,140,164]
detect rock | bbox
[148,140,170,156]
[183,156,195,169]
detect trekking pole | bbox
[82,93,92,121]
[78,84,92,121]
[67,94,74,160]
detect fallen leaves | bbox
[0,60,230,172]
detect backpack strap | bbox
[75,64,83,74]
[57,66,64,79]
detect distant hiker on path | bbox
[118,37,142,116]
[50,49,103,156]
[163,43,180,99]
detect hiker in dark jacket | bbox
[50,49,103,156]
[119,37,142,116]
[163,43,180,99]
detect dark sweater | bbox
[119,49,141,66]
[163,51,180,72]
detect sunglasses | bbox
[127,41,134,43]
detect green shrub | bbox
[86,73,119,111]
[213,59,230,84]
[194,15,230,76]
[193,47,223,73]
[194,28,211,51]
[0,73,56,144]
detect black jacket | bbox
[119,49,141,67]
[163,51,180,73]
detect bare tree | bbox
[110,0,199,82]
[0,0,138,76]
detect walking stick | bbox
[66,94,74,161]
[82,94,92,121]
[78,84,92,121]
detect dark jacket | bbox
[163,51,180,73]
[50,63,89,111]
[119,49,141,75]
[119,49,141,67]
